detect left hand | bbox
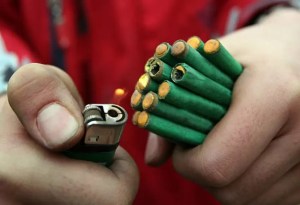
[145,7,300,205]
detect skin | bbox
[0,64,139,205]
[1,6,299,205]
[145,8,300,205]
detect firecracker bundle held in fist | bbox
[131,36,243,146]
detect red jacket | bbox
[0,0,291,204]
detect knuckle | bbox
[197,157,233,187]
[172,149,234,187]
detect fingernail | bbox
[37,103,79,148]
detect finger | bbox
[110,146,140,196]
[211,132,300,205]
[144,132,174,166]
[0,134,139,205]
[248,163,300,205]
[172,62,297,187]
[7,63,84,150]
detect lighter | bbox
[64,104,128,166]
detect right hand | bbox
[0,63,139,205]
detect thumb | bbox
[7,63,84,151]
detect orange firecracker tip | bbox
[187,36,203,50]
[171,65,186,81]
[138,73,150,90]
[142,92,158,111]
[204,39,220,54]
[132,111,141,125]
[155,43,169,57]
[137,111,149,128]
[130,90,143,107]
[171,40,187,57]
[158,81,171,99]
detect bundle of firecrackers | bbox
[130,36,243,146]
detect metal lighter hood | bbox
[83,104,128,145]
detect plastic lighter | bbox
[65,104,128,166]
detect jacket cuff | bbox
[238,0,300,27]
[215,0,293,35]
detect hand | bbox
[145,8,300,205]
[0,63,139,205]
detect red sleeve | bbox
[0,26,39,94]
[0,0,42,63]
[0,0,46,94]
[0,2,39,94]
[214,0,292,35]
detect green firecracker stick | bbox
[137,111,206,145]
[144,57,156,72]
[132,111,141,126]
[148,58,172,82]
[203,39,243,80]
[135,73,159,94]
[187,36,205,55]
[154,42,179,66]
[171,40,233,89]
[158,81,226,122]
[143,91,214,133]
[171,63,232,107]
[130,90,144,111]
